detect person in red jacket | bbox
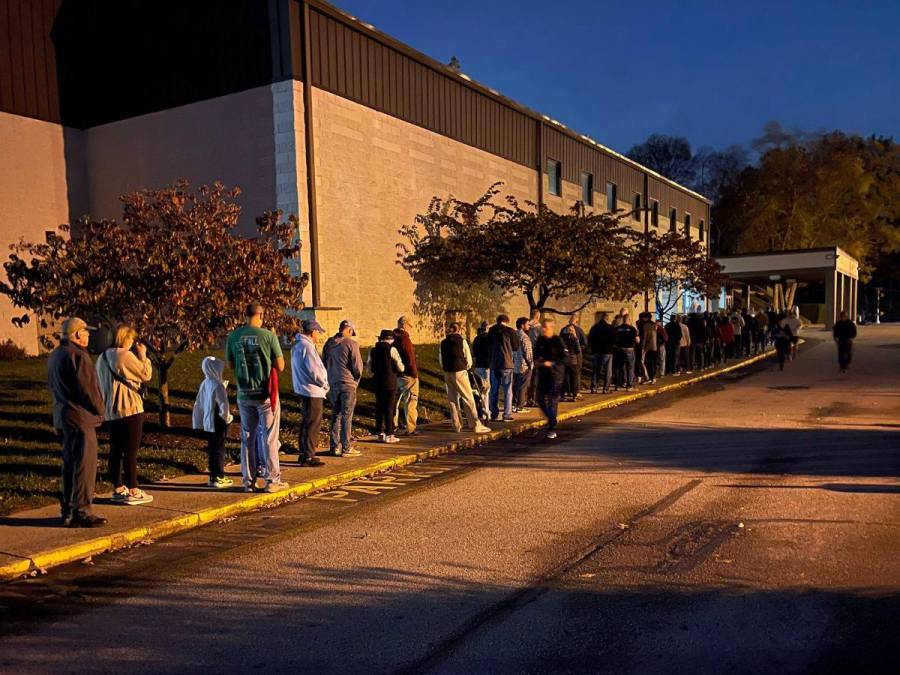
[393,316,420,435]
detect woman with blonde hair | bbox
[96,324,154,505]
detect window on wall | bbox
[651,200,659,227]
[699,219,705,242]
[633,194,642,221]
[669,208,677,232]
[606,182,617,211]
[684,213,692,238]
[580,172,594,205]
[547,159,562,196]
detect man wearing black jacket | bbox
[614,313,640,390]
[47,317,107,528]
[488,314,521,421]
[832,311,857,373]
[471,321,492,419]
[588,312,615,394]
[534,317,568,439]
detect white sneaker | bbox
[474,425,491,434]
[546,431,558,439]
[124,489,154,505]
[377,433,386,442]
[264,480,290,493]
[384,435,400,444]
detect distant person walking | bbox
[588,312,615,394]
[324,319,363,456]
[192,356,234,487]
[47,317,107,527]
[225,303,287,493]
[439,323,490,434]
[367,329,405,443]
[96,325,154,505]
[770,314,795,371]
[393,316,420,435]
[513,317,534,413]
[533,317,568,439]
[488,314,521,421]
[832,311,857,373]
[291,319,328,465]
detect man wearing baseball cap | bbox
[291,319,328,466]
[47,317,107,527]
[323,319,363,456]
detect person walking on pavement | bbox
[439,323,491,434]
[614,313,640,390]
[367,329,405,443]
[192,356,234,488]
[291,319,328,466]
[488,314,521,421]
[513,317,534,413]
[471,321,492,421]
[785,306,803,361]
[96,324,154,505]
[393,316,420,435]
[770,314,795,371]
[225,303,288,493]
[588,312,615,394]
[534,317,568,439]
[832,311,857,373]
[47,317,107,527]
[324,319,363,455]
[560,315,587,399]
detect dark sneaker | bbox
[301,457,325,467]
[67,513,107,528]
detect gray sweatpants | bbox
[238,398,282,486]
[60,424,98,518]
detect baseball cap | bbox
[61,317,97,337]
[300,319,325,334]
[339,319,356,336]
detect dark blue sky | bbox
[335,0,900,155]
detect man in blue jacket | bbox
[488,314,521,422]
[291,319,328,467]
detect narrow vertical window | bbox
[651,200,659,227]
[606,182,617,211]
[684,213,692,238]
[633,194,642,221]
[699,219,705,242]
[669,208,677,232]
[548,159,562,196]
[580,172,594,205]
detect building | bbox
[0,0,710,352]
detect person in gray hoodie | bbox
[192,356,234,488]
[323,319,363,456]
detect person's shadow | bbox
[0,516,65,528]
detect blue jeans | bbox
[489,368,514,419]
[514,367,532,408]
[329,388,357,453]
[238,398,281,486]
[536,390,559,430]
[591,353,612,392]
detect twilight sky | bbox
[334,0,900,155]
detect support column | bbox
[825,271,838,330]
[851,278,858,321]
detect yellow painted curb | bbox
[0,347,779,583]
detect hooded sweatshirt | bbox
[95,347,153,421]
[325,335,363,391]
[292,334,329,398]
[192,357,233,433]
[785,307,802,336]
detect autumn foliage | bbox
[1,181,308,426]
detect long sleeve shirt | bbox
[324,336,363,391]
[513,329,534,373]
[47,341,105,430]
[292,334,330,398]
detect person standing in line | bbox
[611,315,625,389]
[525,310,542,407]
[96,324,154,505]
[832,311,857,373]
[367,329,405,443]
[614,313,640,390]
[688,313,707,371]
[471,321,492,420]
[730,309,745,360]
[393,316,420,435]
[770,314,794,371]
[560,315,587,398]
[48,317,107,528]
[533,317,568,440]
[291,319,328,466]
[192,356,235,487]
[785,306,803,361]
[679,314,693,374]
[588,312,615,394]
[655,318,669,379]
[324,319,363,455]
[439,323,491,434]
[488,314,521,421]
[664,314,681,375]
[225,303,288,493]
[756,309,769,351]
[745,309,759,356]
[640,312,658,385]
[513,317,534,413]
[559,321,581,400]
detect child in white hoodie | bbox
[192,357,234,488]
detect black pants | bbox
[680,346,692,372]
[375,388,398,436]
[563,362,578,398]
[837,340,853,370]
[643,351,657,381]
[298,395,324,460]
[108,413,143,489]
[206,415,228,479]
[60,424,98,518]
[574,353,584,393]
[775,339,790,370]
[692,342,706,370]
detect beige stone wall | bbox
[310,88,536,344]
[0,112,72,353]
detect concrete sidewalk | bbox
[0,347,776,581]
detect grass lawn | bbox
[0,343,450,516]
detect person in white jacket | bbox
[291,319,328,466]
[192,356,234,488]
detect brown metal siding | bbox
[649,176,706,226]
[308,6,535,167]
[544,126,644,200]
[0,0,62,122]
